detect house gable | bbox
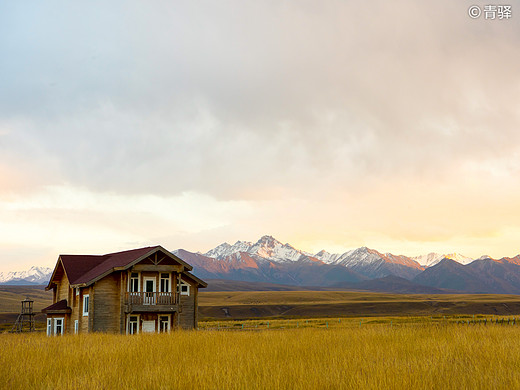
[123,246,192,273]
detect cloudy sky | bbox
[1,1,519,271]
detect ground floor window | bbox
[128,315,139,335]
[159,315,170,333]
[74,320,79,334]
[54,318,64,336]
[47,319,52,336]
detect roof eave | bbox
[182,271,208,288]
[45,256,68,290]
[42,308,72,314]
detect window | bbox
[159,315,170,333]
[76,288,79,296]
[128,316,139,335]
[130,272,139,292]
[83,295,89,316]
[54,318,64,335]
[177,280,190,296]
[160,273,170,293]
[47,319,52,336]
[142,320,156,333]
[74,320,79,334]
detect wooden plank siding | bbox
[92,273,121,333]
[179,281,196,329]
[194,285,199,329]
[57,273,70,303]
[120,271,127,334]
[80,286,90,333]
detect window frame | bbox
[160,273,170,293]
[177,280,190,296]
[54,317,64,336]
[159,315,171,333]
[127,315,140,335]
[83,294,90,316]
[129,272,140,293]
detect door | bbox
[143,277,156,305]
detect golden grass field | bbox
[2,324,520,389]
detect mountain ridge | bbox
[3,236,520,293]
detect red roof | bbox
[68,246,160,285]
[56,246,161,286]
[42,299,71,313]
[48,246,202,289]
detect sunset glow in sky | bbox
[1,1,520,272]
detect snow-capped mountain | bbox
[412,253,473,267]
[175,235,520,291]
[0,266,53,285]
[198,236,425,280]
[204,235,310,262]
[314,246,424,279]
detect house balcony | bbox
[124,292,179,313]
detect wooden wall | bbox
[80,286,91,333]
[56,272,70,303]
[92,273,121,333]
[179,281,196,329]
[54,269,72,332]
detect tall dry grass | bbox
[1,324,520,389]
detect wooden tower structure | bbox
[11,297,35,333]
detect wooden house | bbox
[42,246,207,335]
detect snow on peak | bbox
[444,253,473,264]
[204,240,252,259]
[412,252,473,267]
[248,236,303,261]
[314,250,341,263]
[204,235,306,262]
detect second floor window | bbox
[160,273,170,293]
[177,281,190,296]
[130,273,139,292]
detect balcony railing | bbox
[125,292,177,306]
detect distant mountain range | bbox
[3,236,520,294]
[0,266,53,285]
[174,235,520,294]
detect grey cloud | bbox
[1,1,519,199]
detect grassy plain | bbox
[0,286,51,331]
[198,290,520,319]
[2,324,520,389]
